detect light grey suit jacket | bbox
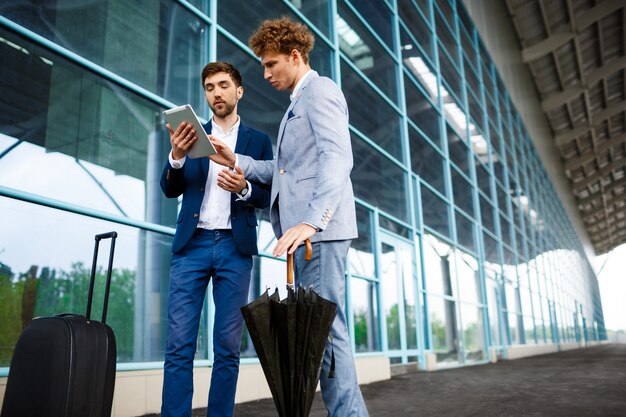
[238,71,358,242]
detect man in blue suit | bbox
[210,18,369,417]
[160,62,273,417]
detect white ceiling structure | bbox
[505,0,626,254]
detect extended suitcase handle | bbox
[86,231,118,324]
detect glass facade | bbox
[0,0,605,374]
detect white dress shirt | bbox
[169,117,251,230]
[290,70,315,101]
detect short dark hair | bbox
[248,17,315,64]
[201,61,243,87]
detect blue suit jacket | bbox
[160,122,273,256]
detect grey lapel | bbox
[276,71,318,155]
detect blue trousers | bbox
[294,240,370,417]
[161,229,252,417]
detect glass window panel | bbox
[381,242,401,350]
[505,281,519,314]
[0,30,174,226]
[461,30,475,68]
[398,1,433,61]
[485,277,502,347]
[346,0,394,49]
[480,196,496,234]
[500,216,512,249]
[402,31,437,100]
[351,277,381,352]
[482,62,494,101]
[520,285,533,318]
[409,127,445,192]
[0,197,173,365]
[405,76,442,146]
[349,205,375,277]
[476,159,492,199]
[455,210,476,253]
[467,90,483,134]
[508,313,521,345]
[400,246,418,349]
[447,124,470,175]
[455,251,480,304]
[2,1,209,114]
[439,47,463,101]
[451,167,474,217]
[337,1,398,103]
[464,56,480,99]
[428,295,459,363]
[524,315,537,344]
[379,216,412,239]
[286,0,332,36]
[421,185,451,238]
[435,8,459,66]
[460,303,485,361]
[350,135,408,222]
[483,231,500,265]
[342,62,403,158]
[422,235,453,297]
[219,0,297,44]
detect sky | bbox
[594,243,626,332]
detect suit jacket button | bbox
[279,168,285,174]
[193,213,199,218]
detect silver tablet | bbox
[163,104,216,158]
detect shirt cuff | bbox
[236,180,252,201]
[302,222,321,232]
[168,151,186,169]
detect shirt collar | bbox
[290,70,315,101]
[211,115,240,136]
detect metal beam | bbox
[541,56,626,111]
[522,2,625,63]
[577,175,626,206]
[555,99,626,146]
[583,202,626,225]
[572,157,626,193]
[589,222,626,241]
[564,132,626,171]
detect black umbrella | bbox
[241,240,337,417]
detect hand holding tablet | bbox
[163,104,216,158]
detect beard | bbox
[211,100,236,118]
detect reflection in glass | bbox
[428,295,459,363]
[401,247,418,349]
[421,185,450,238]
[409,127,445,192]
[404,76,442,146]
[460,303,485,362]
[422,234,453,296]
[349,205,375,277]
[0,197,173,365]
[350,135,408,222]
[508,313,520,345]
[1,29,174,227]
[451,168,474,217]
[1,1,209,113]
[341,62,403,159]
[454,250,480,304]
[455,210,476,253]
[346,0,393,48]
[381,243,401,350]
[485,277,502,347]
[337,1,397,103]
[351,277,380,352]
[398,0,432,59]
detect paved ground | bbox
[164,343,626,417]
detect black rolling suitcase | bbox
[1,232,118,417]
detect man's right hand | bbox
[168,122,197,160]
[209,135,237,167]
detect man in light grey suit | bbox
[209,16,369,417]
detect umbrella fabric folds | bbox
[241,240,337,417]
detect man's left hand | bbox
[273,223,318,257]
[217,166,246,193]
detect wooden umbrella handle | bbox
[287,239,313,286]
